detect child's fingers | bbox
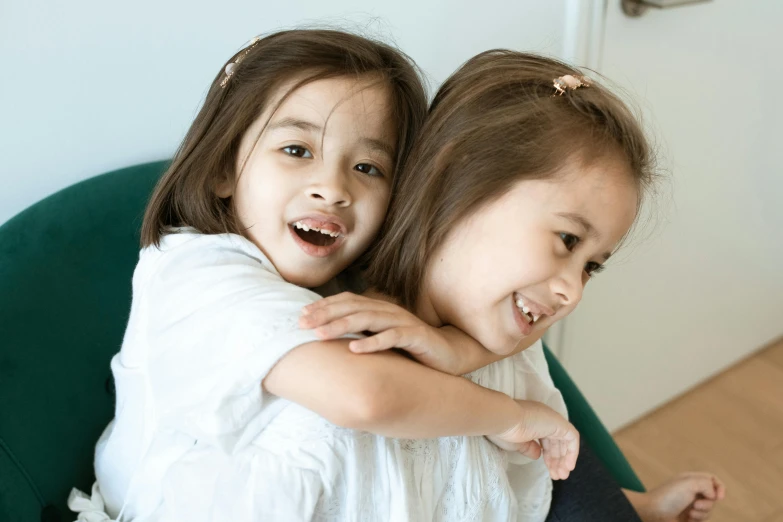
[300,306,354,329]
[300,298,384,327]
[693,499,714,511]
[517,440,542,461]
[545,452,560,480]
[542,439,558,475]
[549,459,569,480]
[568,430,580,457]
[301,292,387,320]
[312,311,406,339]
[563,441,578,472]
[301,292,357,313]
[354,326,437,356]
[312,313,377,338]
[554,447,573,480]
[349,330,404,353]
[550,439,562,459]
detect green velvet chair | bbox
[0,161,644,521]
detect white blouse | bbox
[78,230,567,522]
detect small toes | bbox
[688,508,710,521]
[712,476,727,500]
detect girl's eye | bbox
[584,261,605,277]
[354,163,384,178]
[559,232,580,252]
[282,145,313,159]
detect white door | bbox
[554,0,783,431]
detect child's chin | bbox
[488,338,522,357]
[281,267,338,289]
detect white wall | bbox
[0,0,567,225]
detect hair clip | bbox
[552,74,591,96]
[220,36,262,89]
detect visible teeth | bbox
[293,221,341,237]
[515,294,542,325]
[317,229,340,238]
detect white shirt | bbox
[89,230,568,522]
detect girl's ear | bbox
[214,174,233,198]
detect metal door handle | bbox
[622,0,712,17]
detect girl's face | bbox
[422,154,639,355]
[218,76,396,288]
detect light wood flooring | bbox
[614,337,783,522]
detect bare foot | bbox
[625,472,726,522]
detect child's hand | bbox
[486,400,580,481]
[299,292,464,374]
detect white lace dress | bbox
[84,230,567,522]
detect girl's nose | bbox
[306,171,352,208]
[551,266,584,308]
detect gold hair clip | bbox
[220,36,262,89]
[553,74,591,96]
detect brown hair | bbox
[365,50,656,310]
[141,29,428,247]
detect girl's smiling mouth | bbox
[288,215,347,257]
[512,292,554,335]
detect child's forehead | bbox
[259,76,395,139]
[558,162,639,240]
[500,159,637,232]
[272,75,391,116]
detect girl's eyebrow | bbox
[557,211,598,238]
[363,138,395,162]
[556,211,613,261]
[268,117,322,133]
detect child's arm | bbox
[264,338,578,480]
[299,292,544,375]
[265,339,517,437]
[434,325,543,375]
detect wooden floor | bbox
[614,338,783,522]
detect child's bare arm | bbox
[263,338,579,480]
[264,339,519,437]
[438,325,545,375]
[299,292,544,375]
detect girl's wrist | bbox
[486,391,527,436]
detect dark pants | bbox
[545,440,643,522]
